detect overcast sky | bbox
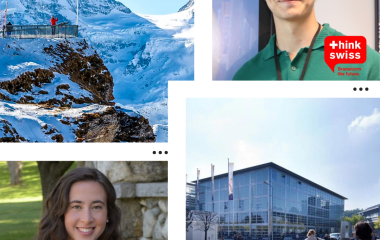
[186,98,380,211]
[117,0,187,15]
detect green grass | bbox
[0,161,77,240]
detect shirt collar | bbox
[262,23,337,61]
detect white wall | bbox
[315,0,376,49]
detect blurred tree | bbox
[344,215,365,226]
[37,161,74,205]
[343,209,364,218]
[186,209,194,232]
[7,161,23,185]
[374,218,380,230]
[193,210,218,240]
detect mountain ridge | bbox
[178,0,194,12]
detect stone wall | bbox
[78,161,168,240]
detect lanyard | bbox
[274,23,321,81]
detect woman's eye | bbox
[93,206,102,210]
[72,205,81,209]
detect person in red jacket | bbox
[51,15,58,35]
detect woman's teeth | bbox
[78,228,94,232]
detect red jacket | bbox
[51,17,58,25]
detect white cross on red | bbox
[329,41,338,49]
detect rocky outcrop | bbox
[0,119,28,142]
[44,39,115,105]
[0,105,156,142]
[0,68,95,107]
[0,40,114,108]
[0,69,54,96]
[75,107,156,142]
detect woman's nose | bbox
[80,209,94,223]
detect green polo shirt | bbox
[233,24,380,80]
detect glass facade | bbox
[195,165,345,239]
[186,183,196,212]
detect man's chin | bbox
[277,11,305,21]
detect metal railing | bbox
[2,25,78,39]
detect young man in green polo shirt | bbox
[233,0,380,80]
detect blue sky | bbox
[186,98,380,211]
[117,0,188,15]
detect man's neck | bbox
[274,13,321,61]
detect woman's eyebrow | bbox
[69,200,105,205]
[92,200,105,205]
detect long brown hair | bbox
[37,167,122,240]
[355,221,373,240]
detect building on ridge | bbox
[359,204,380,233]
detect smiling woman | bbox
[37,168,121,240]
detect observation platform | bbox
[2,24,78,39]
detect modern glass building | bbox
[192,163,346,239]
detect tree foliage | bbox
[343,209,364,218]
[37,161,74,206]
[374,218,380,230]
[344,215,365,226]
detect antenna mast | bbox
[76,0,78,25]
[5,1,7,26]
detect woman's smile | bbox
[76,227,96,236]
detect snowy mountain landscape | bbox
[0,0,194,142]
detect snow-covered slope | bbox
[0,102,108,142]
[0,0,194,142]
[0,38,156,142]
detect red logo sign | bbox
[324,36,367,73]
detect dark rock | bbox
[51,134,64,142]
[44,40,115,104]
[17,95,35,104]
[55,84,70,95]
[0,119,28,142]
[75,107,155,142]
[0,68,54,95]
[59,118,71,126]
[38,90,49,95]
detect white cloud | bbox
[234,140,263,169]
[348,108,380,132]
